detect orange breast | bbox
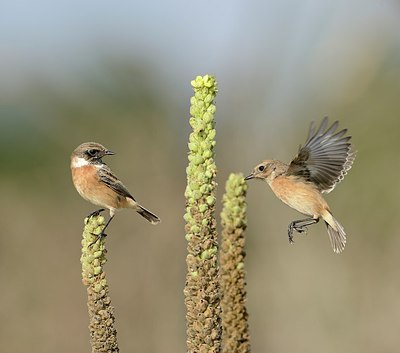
[71,166,125,209]
[270,175,329,217]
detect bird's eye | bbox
[258,165,265,172]
[87,149,98,157]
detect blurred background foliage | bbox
[1,1,400,352]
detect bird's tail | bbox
[137,205,161,225]
[323,211,347,253]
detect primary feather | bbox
[287,117,355,193]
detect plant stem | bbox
[220,173,251,353]
[81,214,119,353]
[184,75,221,353]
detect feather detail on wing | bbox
[98,165,136,200]
[287,117,355,193]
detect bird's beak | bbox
[244,173,254,181]
[105,150,115,156]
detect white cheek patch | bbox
[71,157,90,168]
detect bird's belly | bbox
[72,166,119,209]
[270,177,327,217]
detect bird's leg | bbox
[288,223,295,244]
[288,218,319,244]
[293,218,319,233]
[89,215,114,247]
[86,208,105,219]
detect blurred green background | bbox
[1,1,400,352]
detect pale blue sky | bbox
[1,0,399,123]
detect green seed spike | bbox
[220,173,251,353]
[184,75,221,353]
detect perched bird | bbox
[245,117,355,253]
[71,142,160,241]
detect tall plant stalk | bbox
[220,173,251,353]
[184,75,221,353]
[81,214,119,353]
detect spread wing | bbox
[98,165,136,200]
[287,117,355,193]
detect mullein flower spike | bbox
[220,173,251,353]
[184,75,221,353]
[81,215,119,353]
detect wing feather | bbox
[287,117,355,193]
[98,165,136,200]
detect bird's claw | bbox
[295,226,308,235]
[288,219,311,244]
[88,231,107,247]
[87,209,105,219]
[288,224,295,244]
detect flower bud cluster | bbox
[184,75,221,352]
[81,215,119,352]
[220,173,250,353]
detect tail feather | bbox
[137,205,161,225]
[324,213,346,253]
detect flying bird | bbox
[245,117,355,253]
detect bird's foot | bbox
[87,208,105,219]
[287,223,295,244]
[288,217,318,244]
[294,225,308,235]
[88,231,108,248]
[87,214,114,247]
